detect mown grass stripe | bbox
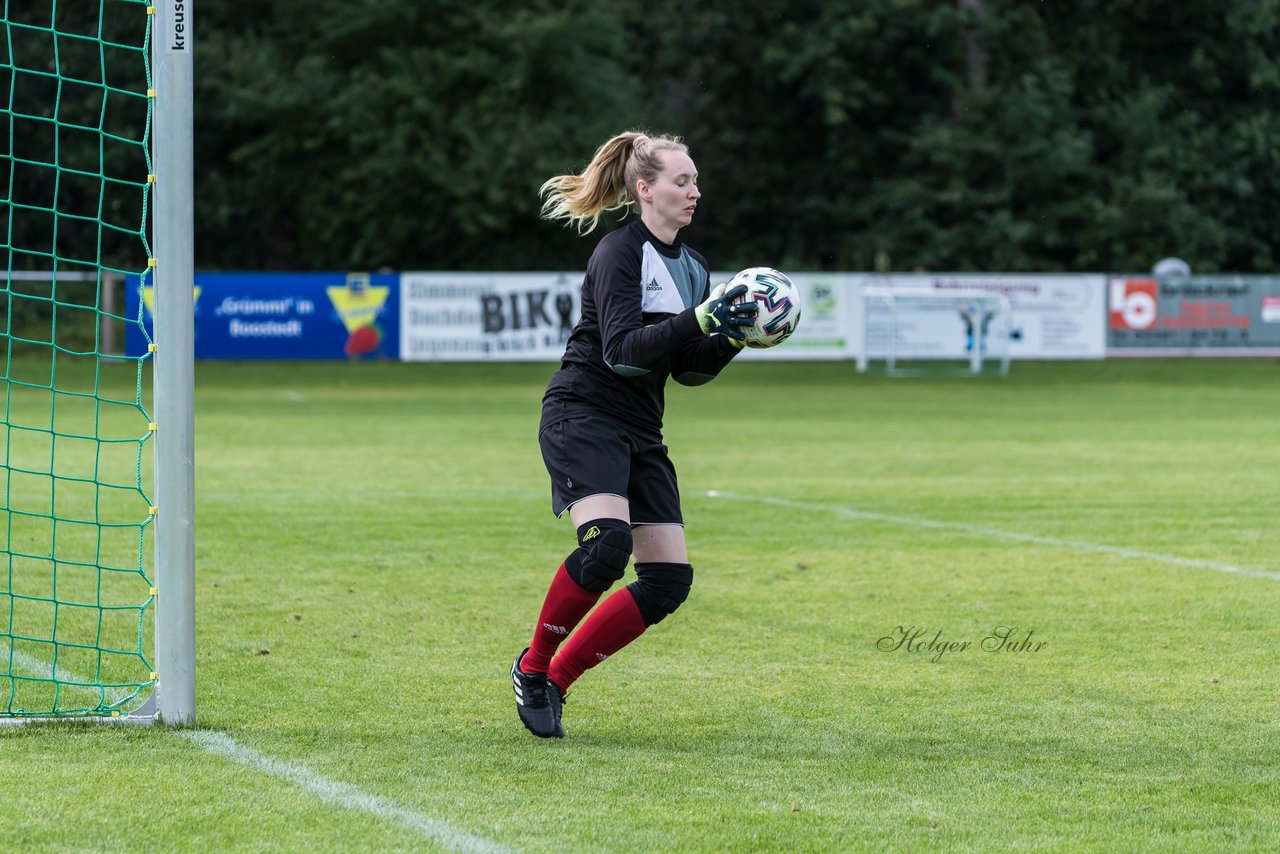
[707,490,1280,581]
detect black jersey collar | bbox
[632,219,683,258]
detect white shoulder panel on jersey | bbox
[639,242,688,315]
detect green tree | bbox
[197,0,636,270]
[189,0,1280,273]
[624,0,964,272]
[847,0,1277,272]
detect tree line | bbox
[15,0,1280,278]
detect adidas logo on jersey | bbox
[645,278,662,292]
[543,622,568,635]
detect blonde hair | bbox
[540,130,689,234]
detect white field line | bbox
[705,490,1280,581]
[180,731,512,854]
[6,652,510,853]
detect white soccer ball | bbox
[729,267,801,349]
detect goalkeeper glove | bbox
[695,283,757,341]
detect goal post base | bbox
[0,691,157,727]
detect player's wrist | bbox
[676,305,705,339]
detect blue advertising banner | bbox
[125,272,400,360]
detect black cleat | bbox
[511,648,565,738]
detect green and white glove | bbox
[694,283,757,342]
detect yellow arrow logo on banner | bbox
[326,285,390,333]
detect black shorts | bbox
[539,415,683,525]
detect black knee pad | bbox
[564,518,632,593]
[627,562,693,625]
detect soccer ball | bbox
[730,267,801,349]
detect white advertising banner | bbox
[714,271,853,361]
[400,272,581,361]
[401,270,853,362]
[401,271,1103,363]
[851,274,1106,360]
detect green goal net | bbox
[2,1,157,718]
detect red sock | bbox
[547,587,647,694]
[522,564,601,673]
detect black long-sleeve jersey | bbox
[541,219,741,440]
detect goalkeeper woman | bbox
[511,130,757,738]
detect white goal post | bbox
[857,286,1012,376]
[152,0,197,725]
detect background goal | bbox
[1,1,193,723]
[858,286,1013,377]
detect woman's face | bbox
[641,150,700,234]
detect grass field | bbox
[2,357,1279,851]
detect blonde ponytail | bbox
[540,130,688,234]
